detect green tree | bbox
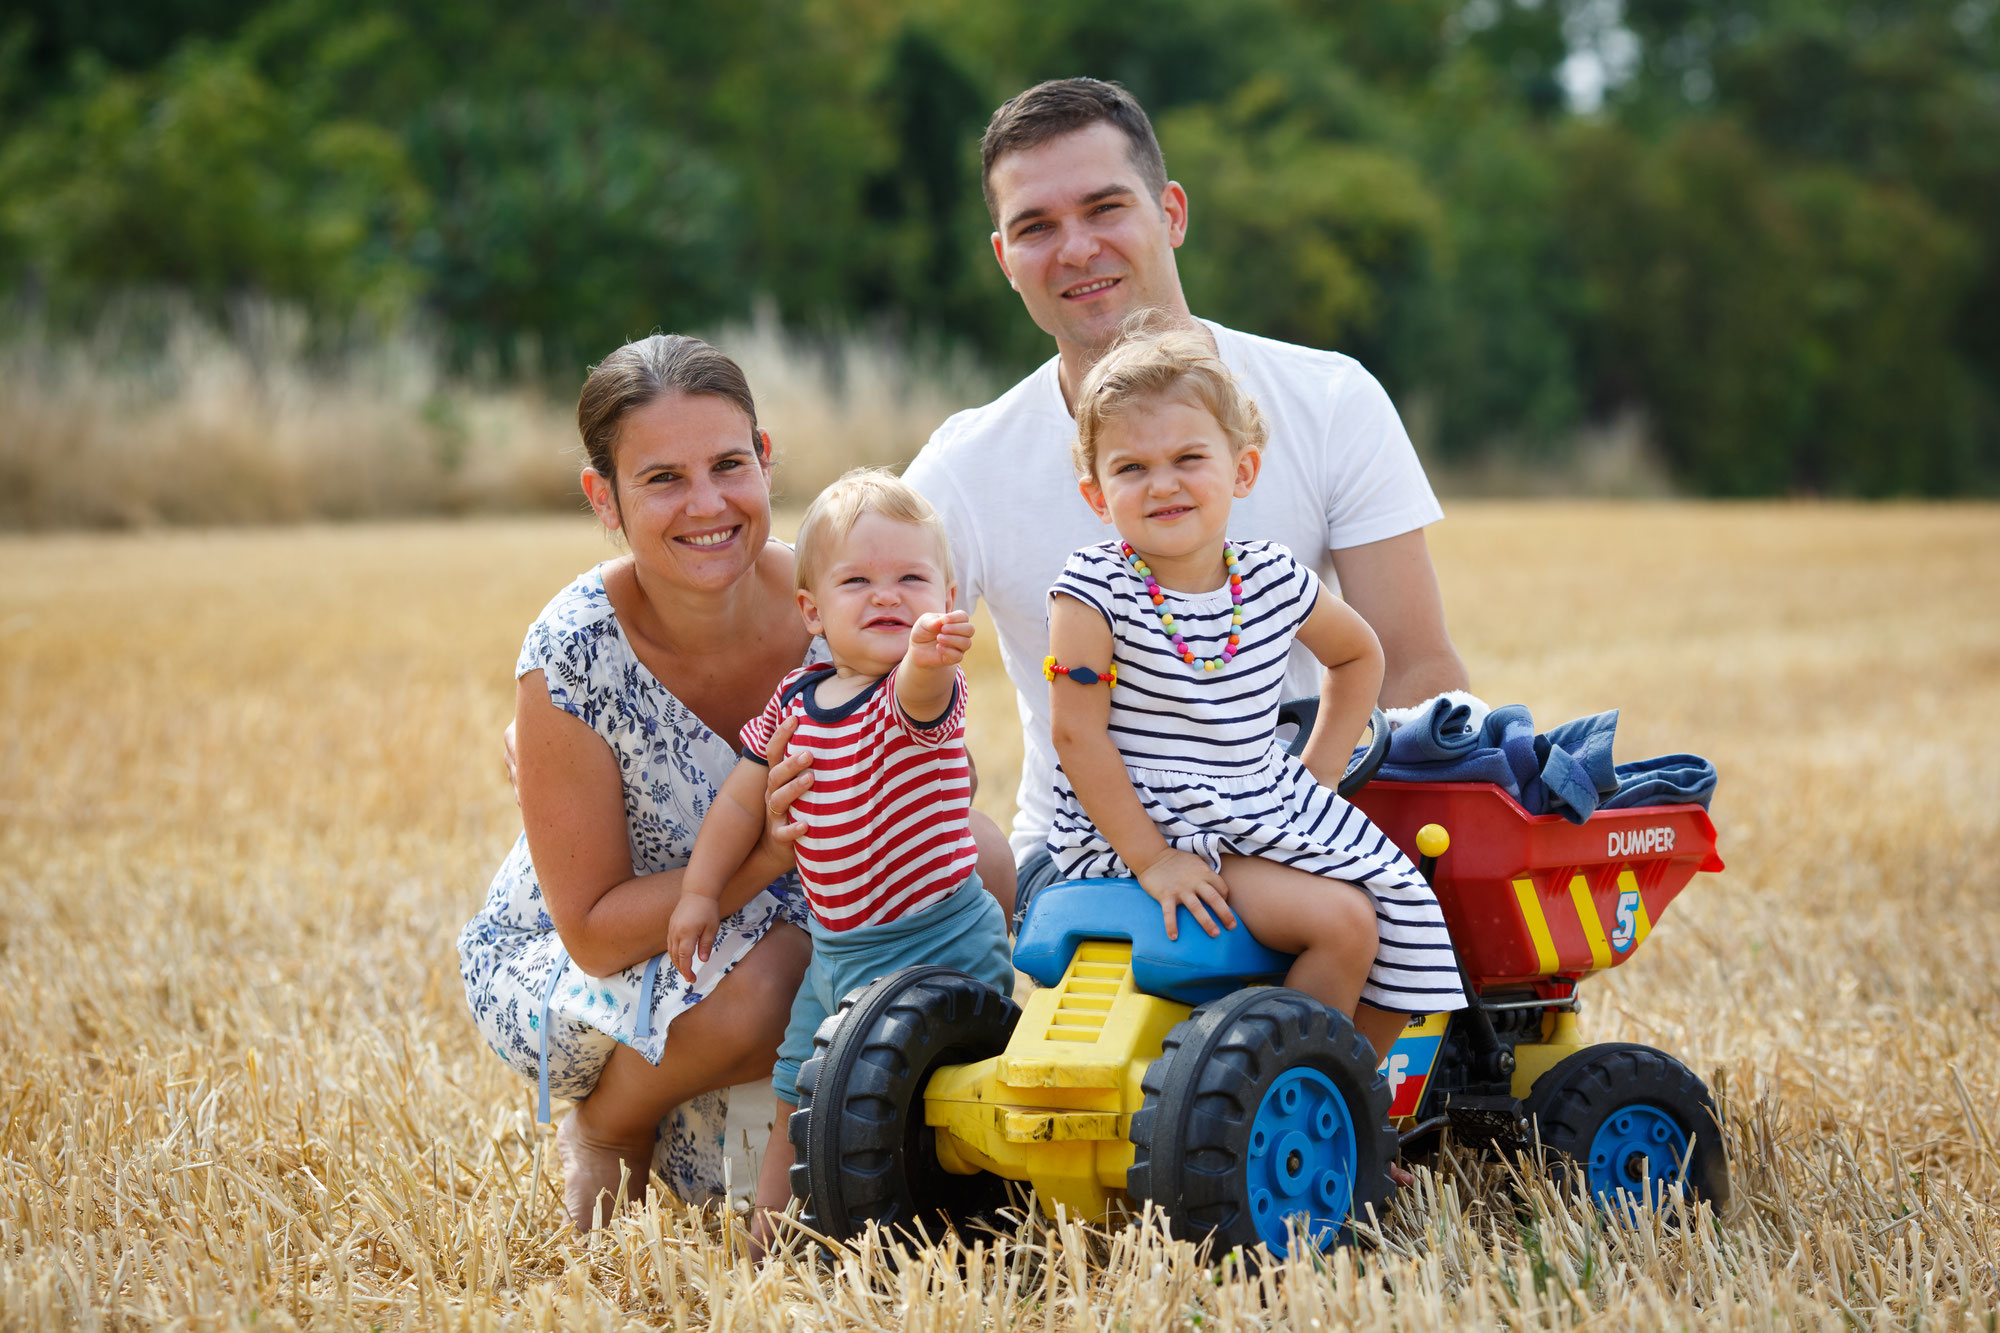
[0,43,423,321]
[1564,118,1981,493]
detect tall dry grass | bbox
[0,302,994,530]
[2,504,1998,1329]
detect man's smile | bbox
[1063,276,1122,300]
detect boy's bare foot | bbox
[1388,1161,1416,1189]
[556,1110,647,1231]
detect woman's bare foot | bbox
[744,1203,781,1261]
[556,1110,649,1231]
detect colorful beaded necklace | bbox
[1122,541,1243,673]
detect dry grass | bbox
[2,503,1998,1329]
[0,304,993,530]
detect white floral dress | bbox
[457,563,817,1202]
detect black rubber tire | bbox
[788,965,1021,1243]
[1128,987,1397,1259]
[1521,1041,1732,1215]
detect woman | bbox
[457,334,1013,1232]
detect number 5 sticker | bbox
[1611,888,1640,952]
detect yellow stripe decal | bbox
[1512,878,1560,973]
[1617,869,1653,949]
[1569,875,1613,970]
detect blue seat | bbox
[1012,877,1296,1006]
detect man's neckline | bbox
[1045,319,1232,420]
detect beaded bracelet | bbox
[1043,655,1117,687]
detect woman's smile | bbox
[675,524,742,549]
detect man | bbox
[904,78,1470,966]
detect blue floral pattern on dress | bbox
[457,563,819,1202]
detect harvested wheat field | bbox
[2,502,1997,1330]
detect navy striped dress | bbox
[1048,540,1466,1015]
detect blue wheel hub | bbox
[1587,1103,1689,1209]
[1245,1067,1357,1255]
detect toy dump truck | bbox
[789,717,1729,1258]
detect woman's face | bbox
[584,391,773,593]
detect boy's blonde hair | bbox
[794,467,954,591]
[1072,310,1269,479]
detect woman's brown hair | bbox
[575,334,762,485]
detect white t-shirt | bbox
[904,320,1443,861]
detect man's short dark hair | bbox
[979,78,1169,224]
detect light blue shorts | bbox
[772,875,1014,1104]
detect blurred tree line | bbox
[1,0,1994,494]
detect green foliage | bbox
[0,43,423,321]
[399,93,742,372]
[1164,85,1447,354]
[1564,118,1985,494]
[1,0,1994,492]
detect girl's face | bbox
[1078,393,1261,565]
[581,391,773,593]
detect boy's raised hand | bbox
[1134,847,1237,941]
[667,894,721,984]
[906,609,974,670]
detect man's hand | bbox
[906,609,974,671]
[1134,848,1237,941]
[667,894,721,983]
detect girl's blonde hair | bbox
[794,467,953,591]
[1072,311,1269,479]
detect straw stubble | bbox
[1,503,1996,1329]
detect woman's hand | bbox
[667,894,721,983]
[760,715,811,861]
[1135,848,1237,941]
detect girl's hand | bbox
[1135,848,1238,941]
[907,610,974,670]
[667,895,721,983]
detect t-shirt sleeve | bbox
[739,671,803,765]
[517,619,593,725]
[1281,544,1323,635]
[1048,545,1117,629]
[1321,365,1444,550]
[885,665,966,748]
[904,441,983,616]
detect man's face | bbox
[988,122,1190,356]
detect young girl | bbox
[1045,323,1467,1062]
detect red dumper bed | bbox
[1350,783,1726,988]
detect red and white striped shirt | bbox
[741,664,976,931]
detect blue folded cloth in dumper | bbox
[1371,698,1714,823]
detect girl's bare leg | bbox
[1217,855,1377,1013]
[1218,856,1420,1187]
[1353,1003,1411,1065]
[558,922,810,1230]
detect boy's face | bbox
[798,512,955,676]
